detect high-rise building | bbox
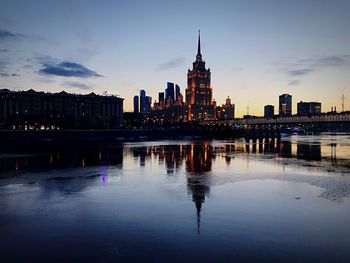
[297,101,321,116]
[186,31,212,106]
[175,84,181,102]
[158,92,164,103]
[186,31,213,121]
[146,96,152,113]
[166,82,175,105]
[133,95,139,113]
[140,90,146,113]
[264,105,274,118]
[279,94,292,116]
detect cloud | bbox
[0,29,25,41]
[39,61,102,78]
[0,48,8,53]
[157,57,186,71]
[0,62,21,77]
[279,54,350,86]
[287,68,313,76]
[63,81,91,90]
[0,61,9,77]
[288,80,300,86]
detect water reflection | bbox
[1,134,350,262]
[128,143,213,233]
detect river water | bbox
[0,133,350,262]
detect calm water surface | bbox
[1,133,350,262]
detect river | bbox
[0,133,350,262]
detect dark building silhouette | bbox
[146,96,152,112]
[186,31,213,121]
[140,90,146,113]
[133,95,139,113]
[279,94,292,116]
[297,101,321,116]
[175,84,181,102]
[158,92,164,106]
[0,89,123,130]
[166,82,175,105]
[264,105,274,118]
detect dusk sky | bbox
[0,0,349,116]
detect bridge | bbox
[199,113,350,127]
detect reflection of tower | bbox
[186,143,212,174]
[185,143,212,234]
[139,143,213,234]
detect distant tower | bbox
[166,82,175,105]
[264,105,274,118]
[140,90,146,113]
[158,92,164,103]
[133,95,139,113]
[186,31,212,106]
[146,96,152,113]
[279,94,292,116]
[175,84,181,102]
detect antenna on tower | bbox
[341,87,347,112]
[246,105,250,116]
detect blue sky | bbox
[0,0,349,116]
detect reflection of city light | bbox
[101,166,108,185]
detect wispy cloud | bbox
[0,61,20,77]
[278,54,350,86]
[287,68,313,77]
[62,81,91,90]
[288,80,300,86]
[0,48,8,53]
[39,61,102,78]
[157,57,186,71]
[0,61,9,77]
[0,29,25,41]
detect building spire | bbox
[196,30,202,61]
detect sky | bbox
[0,0,349,117]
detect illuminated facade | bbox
[0,89,123,130]
[186,31,213,121]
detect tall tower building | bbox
[279,94,292,116]
[186,31,212,106]
[175,84,181,102]
[264,105,274,118]
[166,82,175,105]
[133,95,139,113]
[140,90,146,113]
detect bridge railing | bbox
[200,113,350,126]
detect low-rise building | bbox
[0,89,123,130]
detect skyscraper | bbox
[264,105,274,118]
[133,95,139,113]
[186,31,212,106]
[146,96,152,113]
[186,31,213,121]
[166,82,175,105]
[158,92,164,103]
[175,84,181,102]
[140,90,146,113]
[279,94,292,116]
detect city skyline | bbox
[1,0,350,117]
